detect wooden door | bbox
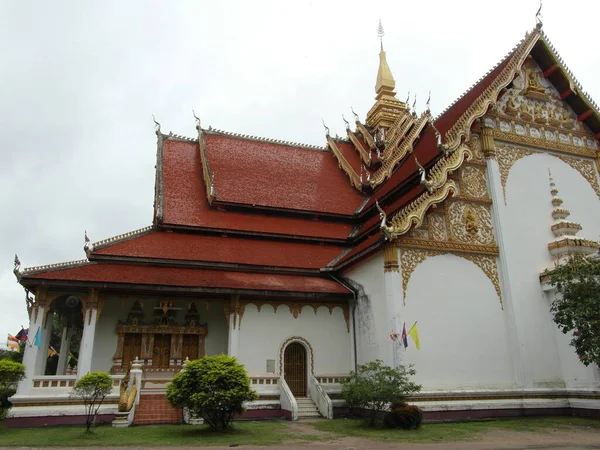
[122,333,142,369]
[152,334,172,369]
[284,343,307,397]
[181,335,199,361]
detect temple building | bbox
[8,21,600,426]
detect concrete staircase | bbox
[133,393,183,425]
[296,397,321,418]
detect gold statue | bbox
[519,100,533,121]
[505,94,519,116]
[464,206,480,237]
[534,103,547,124]
[523,66,550,101]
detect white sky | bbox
[1,0,599,344]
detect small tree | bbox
[548,254,600,367]
[0,360,25,420]
[166,355,258,430]
[71,372,113,432]
[341,359,421,427]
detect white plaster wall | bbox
[343,252,387,365]
[237,303,351,375]
[91,297,228,373]
[402,254,514,390]
[503,152,600,388]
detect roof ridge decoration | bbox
[19,259,90,277]
[442,26,543,151]
[539,31,600,118]
[204,128,326,151]
[327,135,362,190]
[89,225,155,253]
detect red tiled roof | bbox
[92,231,345,270]
[203,132,366,215]
[160,139,355,239]
[22,263,350,295]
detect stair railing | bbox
[308,375,333,419]
[278,376,298,420]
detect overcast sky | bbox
[1,0,599,347]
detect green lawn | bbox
[0,420,321,447]
[0,416,599,446]
[313,416,600,443]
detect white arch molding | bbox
[399,249,503,308]
[497,145,600,204]
[278,336,315,376]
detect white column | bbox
[16,305,46,395]
[77,307,98,377]
[34,311,53,376]
[56,327,74,375]
[383,244,405,367]
[484,147,531,388]
[227,314,240,358]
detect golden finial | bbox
[377,19,385,50]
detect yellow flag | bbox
[408,323,420,350]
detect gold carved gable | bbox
[396,158,502,307]
[486,58,598,158]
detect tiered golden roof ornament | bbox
[546,170,598,269]
[327,20,439,191]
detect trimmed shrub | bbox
[384,401,423,429]
[0,360,25,420]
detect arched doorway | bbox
[284,342,307,397]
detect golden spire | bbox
[374,20,396,100]
[366,20,407,130]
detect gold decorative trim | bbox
[497,145,600,202]
[397,239,499,256]
[198,128,216,204]
[491,128,597,158]
[348,131,371,165]
[443,28,542,151]
[386,180,457,236]
[242,300,350,332]
[555,155,600,198]
[399,248,502,308]
[425,144,473,192]
[369,114,430,186]
[279,336,315,375]
[497,145,539,203]
[327,136,362,190]
[481,126,496,159]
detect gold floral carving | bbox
[555,155,600,199]
[497,145,539,203]
[460,166,488,199]
[396,239,499,256]
[460,254,503,308]
[429,214,447,241]
[448,202,495,245]
[399,248,502,307]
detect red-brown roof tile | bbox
[92,231,345,269]
[22,263,349,294]
[160,139,355,239]
[203,132,366,215]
